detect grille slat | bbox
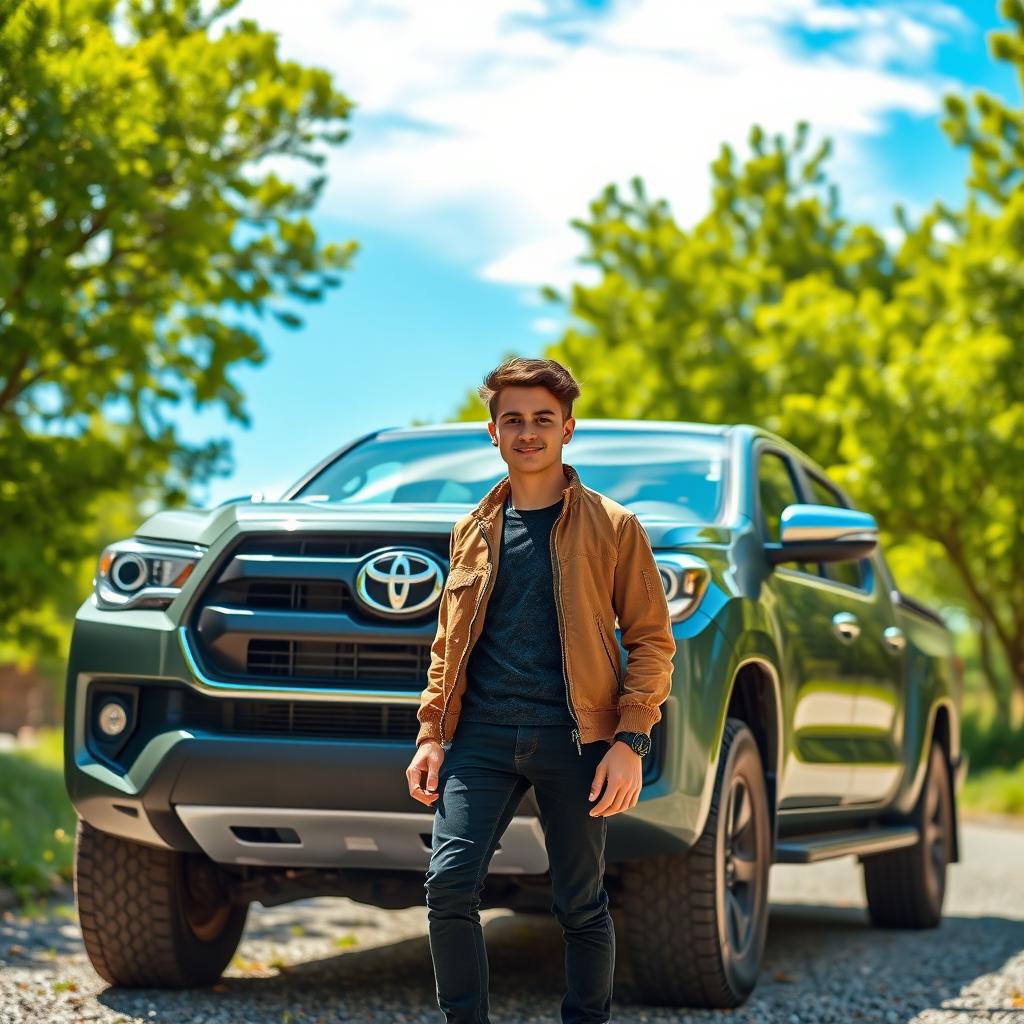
[232,700,415,739]
[239,581,349,612]
[165,687,422,740]
[246,639,428,684]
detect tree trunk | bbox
[978,618,1011,721]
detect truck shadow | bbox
[92,902,1024,1022]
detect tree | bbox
[0,0,357,655]
[520,2,1024,707]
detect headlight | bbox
[653,553,711,621]
[93,538,206,610]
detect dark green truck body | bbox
[64,420,966,914]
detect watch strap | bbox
[614,730,650,756]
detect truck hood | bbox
[135,500,729,549]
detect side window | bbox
[757,450,815,575]
[803,471,864,590]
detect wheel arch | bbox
[930,700,961,865]
[888,696,961,865]
[720,655,784,861]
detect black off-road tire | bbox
[74,817,249,988]
[621,718,772,1008]
[862,739,952,929]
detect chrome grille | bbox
[188,532,448,687]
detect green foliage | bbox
[941,0,1024,207]
[962,695,1024,773]
[523,5,1024,705]
[0,0,357,657]
[959,691,1024,816]
[0,729,76,902]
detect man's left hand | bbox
[588,741,642,817]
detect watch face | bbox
[632,733,651,756]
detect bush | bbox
[961,699,1024,774]
[0,728,76,902]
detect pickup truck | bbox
[64,419,968,1008]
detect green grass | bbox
[959,761,1024,816]
[0,727,76,903]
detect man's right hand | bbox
[407,740,444,806]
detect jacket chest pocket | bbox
[444,566,485,639]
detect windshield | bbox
[291,428,727,523]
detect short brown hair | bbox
[477,356,581,423]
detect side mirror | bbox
[764,504,877,565]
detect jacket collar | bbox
[471,462,583,526]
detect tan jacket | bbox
[415,462,675,750]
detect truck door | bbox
[755,446,855,808]
[795,469,905,805]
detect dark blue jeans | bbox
[424,719,615,1024]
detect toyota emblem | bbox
[355,550,445,616]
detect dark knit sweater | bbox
[458,492,575,727]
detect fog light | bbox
[98,701,128,737]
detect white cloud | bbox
[530,316,563,335]
[238,0,966,288]
[483,234,602,289]
[801,2,966,68]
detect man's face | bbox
[489,386,574,474]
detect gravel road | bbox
[2,816,1022,1024]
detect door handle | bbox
[831,611,860,644]
[883,626,906,654]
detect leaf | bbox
[0,0,358,659]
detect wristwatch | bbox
[614,730,651,758]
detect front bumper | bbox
[66,577,711,871]
[68,720,688,871]
[70,724,553,871]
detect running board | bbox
[775,824,920,864]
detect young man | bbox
[405,356,675,1024]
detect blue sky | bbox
[175,0,1017,508]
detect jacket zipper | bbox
[438,520,493,745]
[550,498,583,756]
